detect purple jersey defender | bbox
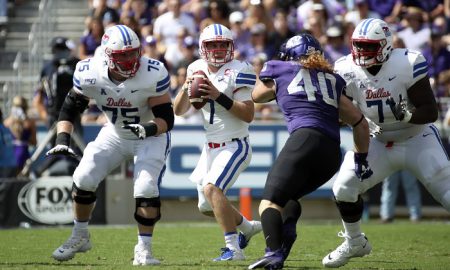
[259,60,346,142]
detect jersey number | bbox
[102,106,140,124]
[287,69,338,108]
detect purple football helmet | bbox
[284,33,323,61]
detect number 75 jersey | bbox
[72,55,170,140]
[259,60,345,142]
[334,48,429,142]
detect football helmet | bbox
[199,24,234,67]
[351,18,393,67]
[284,33,323,61]
[102,25,141,78]
[277,42,288,60]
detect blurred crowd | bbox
[2,0,450,178]
[69,0,449,122]
[4,0,440,124]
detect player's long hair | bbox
[299,53,334,74]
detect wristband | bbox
[143,122,158,137]
[55,132,71,146]
[216,93,234,110]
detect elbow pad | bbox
[58,89,89,122]
[152,102,174,131]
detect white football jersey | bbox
[335,48,428,142]
[187,59,256,143]
[73,55,170,140]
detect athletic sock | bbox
[342,220,362,239]
[224,232,239,250]
[138,233,152,247]
[261,208,283,251]
[236,216,253,234]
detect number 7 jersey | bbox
[334,48,429,142]
[72,55,170,140]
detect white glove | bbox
[46,144,77,158]
[366,117,382,137]
[123,124,146,139]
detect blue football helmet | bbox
[284,34,323,61]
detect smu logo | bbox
[17,176,73,225]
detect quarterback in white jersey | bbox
[174,24,262,261]
[46,25,174,266]
[323,19,450,268]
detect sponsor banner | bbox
[17,176,73,225]
[163,125,355,190]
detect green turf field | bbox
[0,220,449,270]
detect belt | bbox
[208,142,226,148]
[207,138,244,149]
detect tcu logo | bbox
[18,176,73,225]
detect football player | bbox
[322,18,450,268]
[248,34,372,270]
[173,24,262,261]
[46,25,174,265]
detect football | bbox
[189,70,208,110]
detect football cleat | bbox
[213,247,245,261]
[322,231,372,268]
[52,232,91,261]
[132,244,161,266]
[239,220,263,249]
[281,222,297,260]
[248,248,285,270]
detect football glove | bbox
[46,132,78,158]
[366,117,382,137]
[386,94,412,122]
[354,152,373,181]
[46,144,77,157]
[123,124,146,139]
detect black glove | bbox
[46,132,77,158]
[354,152,373,181]
[123,123,157,139]
[386,94,412,122]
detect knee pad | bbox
[335,196,364,223]
[197,184,213,215]
[134,197,161,226]
[72,183,96,205]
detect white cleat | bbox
[52,233,91,261]
[322,231,372,268]
[133,244,161,266]
[239,220,263,249]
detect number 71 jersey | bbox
[259,60,346,142]
[72,55,170,140]
[334,48,428,142]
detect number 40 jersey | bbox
[334,48,428,143]
[72,55,170,140]
[259,60,346,143]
